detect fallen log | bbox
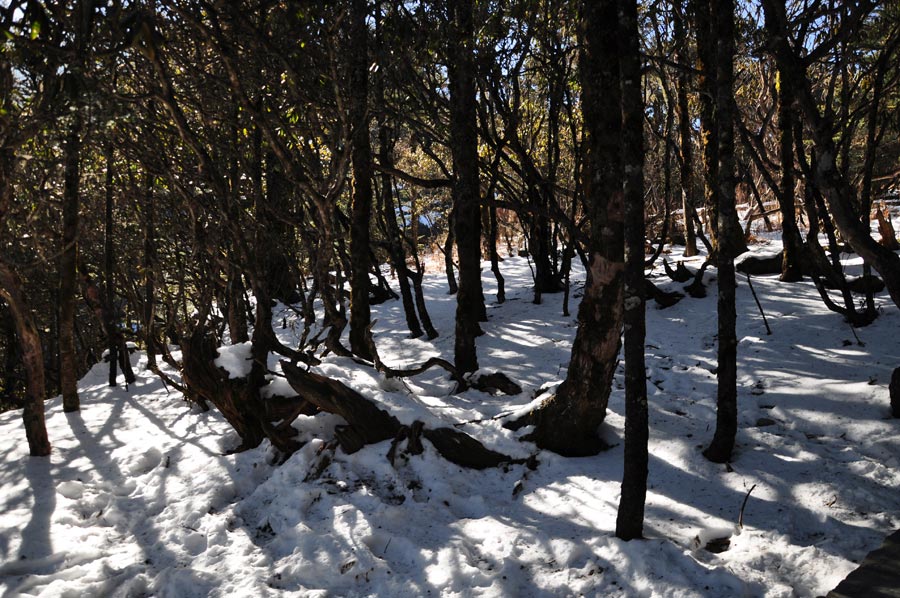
[685,260,711,298]
[281,361,516,469]
[645,279,685,308]
[736,253,782,276]
[663,259,693,282]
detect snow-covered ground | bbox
[2,241,899,597]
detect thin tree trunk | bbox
[448,0,484,373]
[103,142,119,387]
[348,0,374,360]
[763,0,900,309]
[59,72,83,412]
[616,0,649,541]
[375,5,423,339]
[489,202,505,304]
[776,71,804,282]
[674,0,698,257]
[143,169,157,368]
[444,209,458,294]
[704,0,739,464]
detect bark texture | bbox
[704,0,739,464]
[348,0,375,361]
[448,0,485,373]
[616,0,649,541]
[507,0,624,457]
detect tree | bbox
[508,0,625,456]
[702,0,740,464]
[348,0,375,361]
[616,0,649,541]
[448,0,485,374]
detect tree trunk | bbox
[102,142,119,387]
[59,72,83,413]
[616,0,649,542]
[448,0,485,374]
[693,0,747,259]
[763,0,900,310]
[0,262,51,456]
[348,0,374,361]
[489,202,506,304]
[674,0,698,257]
[704,0,739,464]
[776,70,805,282]
[143,169,157,368]
[508,0,624,456]
[375,8,423,339]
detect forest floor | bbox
[1,240,899,597]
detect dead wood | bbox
[378,356,467,390]
[181,331,302,454]
[876,207,900,250]
[684,260,711,298]
[664,259,693,282]
[736,254,782,276]
[470,372,522,395]
[645,279,685,308]
[281,361,516,468]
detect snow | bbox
[2,241,900,597]
[214,341,253,379]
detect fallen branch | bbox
[281,361,517,469]
[745,275,772,335]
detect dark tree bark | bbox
[0,45,50,438]
[674,0,698,257]
[488,202,506,304]
[776,70,805,282]
[443,209,458,295]
[448,0,485,373]
[615,0,649,541]
[693,0,747,259]
[59,82,82,412]
[143,169,157,368]
[762,0,900,310]
[507,0,624,456]
[59,18,90,411]
[226,268,249,344]
[348,0,375,361]
[703,0,739,464]
[375,5,424,339]
[0,262,51,456]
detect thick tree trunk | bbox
[508,0,624,457]
[448,0,485,373]
[616,0,649,542]
[348,0,374,361]
[704,0,739,464]
[0,263,51,456]
[281,361,511,469]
